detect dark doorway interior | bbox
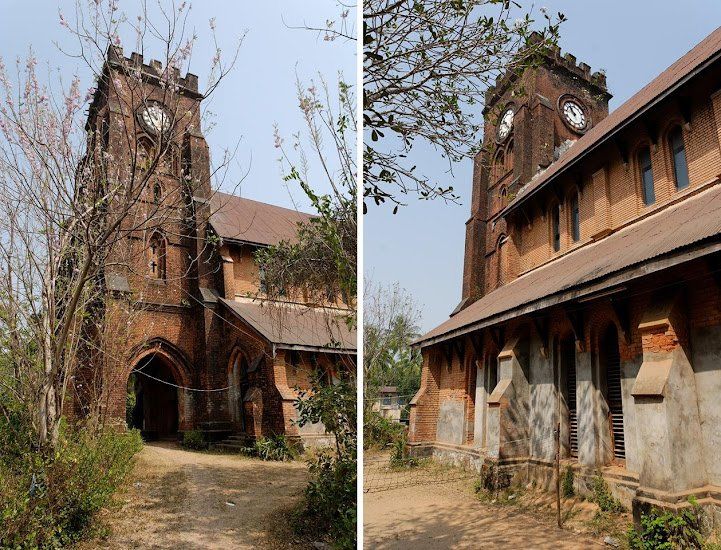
[126,357,179,440]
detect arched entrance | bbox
[126,343,190,440]
[599,324,625,461]
[228,349,249,432]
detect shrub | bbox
[562,465,575,498]
[388,434,419,469]
[590,474,625,514]
[252,435,298,461]
[181,429,207,451]
[294,376,356,549]
[0,420,143,549]
[363,410,404,450]
[627,498,709,549]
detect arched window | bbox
[551,203,561,252]
[152,182,162,205]
[496,234,507,287]
[505,139,514,172]
[669,126,689,190]
[499,186,508,208]
[492,150,505,183]
[570,191,580,242]
[638,146,655,205]
[148,231,167,280]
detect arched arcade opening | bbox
[126,352,184,440]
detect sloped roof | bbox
[498,25,721,218]
[417,182,721,347]
[221,298,356,353]
[209,191,314,247]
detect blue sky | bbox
[0,0,355,212]
[364,1,721,332]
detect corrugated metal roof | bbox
[221,298,356,352]
[418,182,721,346]
[209,191,314,247]
[499,26,721,217]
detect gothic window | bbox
[492,150,505,183]
[136,137,156,173]
[550,202,561,252]
[638,146,655,205]
[570,191,580,242]
[505,139,514,172]
[496,234,507,288]
[153,181,162,205]
[499,186,508,208]
[148,231,167,280]
[669,126,689,190]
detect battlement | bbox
[106,45,200,97]
[545,43,607,90]
[484,35,609,111]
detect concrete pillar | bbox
[487,334,530,459]
[472,360,487,448]
[632,295,707,494]
[576,348,604,467]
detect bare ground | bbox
[364,454,613,549]
[79,442,309,550]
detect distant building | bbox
[410,28,721,514]
[372,386,402,422]
[71,47,356,448]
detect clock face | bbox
[497,108,514,141]
[138,102,171,135]
[562,100,587,132]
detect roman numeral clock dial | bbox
[559,95,589,133]
[138,102,172,135]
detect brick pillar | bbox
[486,334,530,459]
[409,348,441,443]
[632,294,707,495]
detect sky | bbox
[0,0,355,212]
[364,1,721,333]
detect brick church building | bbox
[74,47,355,447]
[410,27,721,513]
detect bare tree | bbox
[0,0,241,449]
[363,0,565,211]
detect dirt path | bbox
[82,442,308,550]
[364,465,605,549]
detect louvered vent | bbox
[605,330,625,460]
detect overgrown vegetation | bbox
[590,474,625,514]
[181,429,208,451]
[388,433,420,469]
[0,416,142,549]
[562,465,575,498]
[292,376,357,550]
[627,497,721,550]
[363,409,405,449]
[241,435,298,462]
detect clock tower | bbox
[457,43,611,312]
